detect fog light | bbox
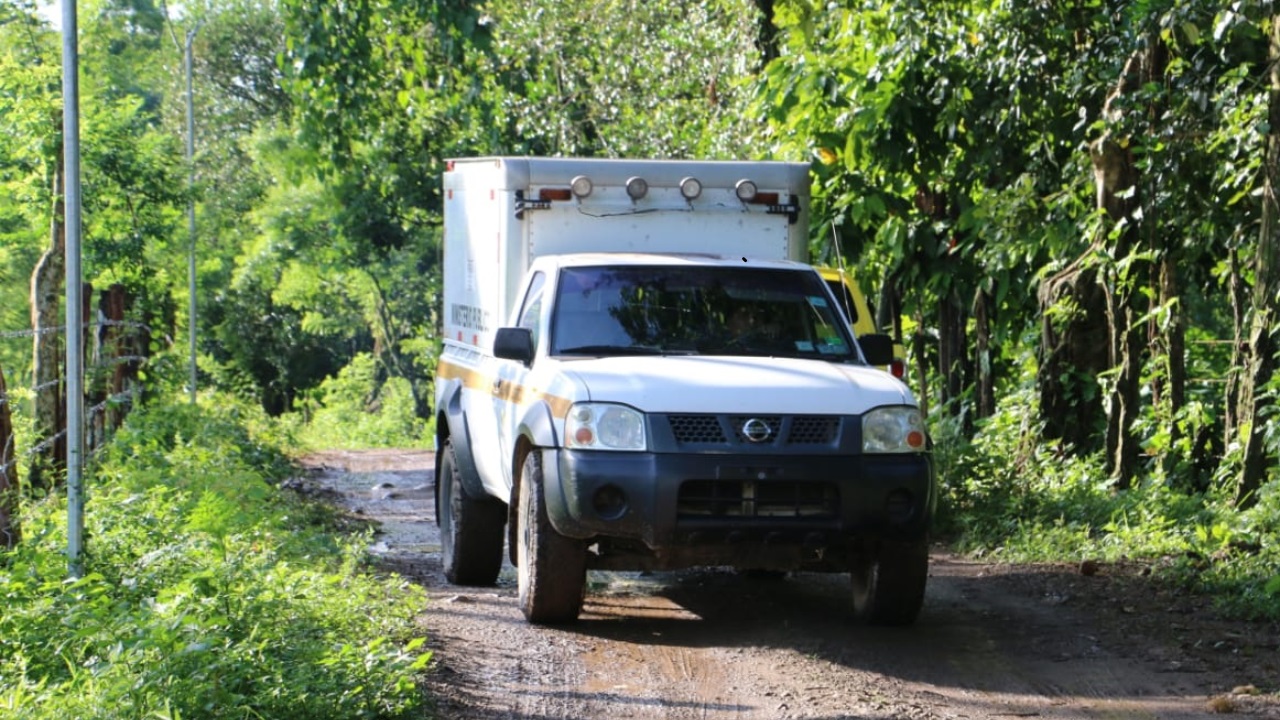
[592,484,628,520]
[885,489,914,523]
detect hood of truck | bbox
[560,355,911,414]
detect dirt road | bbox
[298,450,1279,720]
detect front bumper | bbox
[541,448,936,552]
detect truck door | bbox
[495,272,545,488]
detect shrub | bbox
[0,398,430,719]
[936,384,1280,620]
[296,353,428,450]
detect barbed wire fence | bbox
[0,316,154,511]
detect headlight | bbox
[565,403,647,451]
[862,406,927,453]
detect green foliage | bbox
[0,398,430,719]
[940,386,1279,620]
[199,124,441,419]
[296,353,429,450]
[478,0,765,158]
[205,235,357,414]
[0,5,58,382]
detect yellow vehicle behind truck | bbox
[816,266,907,382]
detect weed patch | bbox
[938,388,1280,621]
[0,398,430,719]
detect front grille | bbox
[677,480,839,519]
[787,416,839,444]
[666,414,843,447]
[668,415,726,443]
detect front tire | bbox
[517,450,587,624]
[439,441,506,586]
[850,539,929,626]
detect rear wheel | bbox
[517,450,587,624]
[439,441,506,586]
[850,539,929,626]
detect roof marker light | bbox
[679,176,702,200]
[735,179,758,202]
[570,175,593,198]
[625,176,649,200]
[539,188,572,202]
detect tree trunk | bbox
[0,362,19,549]
[1093,42,1165,490]
[918,187,969,429]
[876,273,903,347]
[1224,248,1248,448]
[29,164,66,492]
[89,284,144,453]
[973,288,995,420]
[1157,252,1186,413]
[1236,14,1280,508]
[366,271,429,420]
[938,285,969,432]
[752,0,779,65]
[912,304,930,419]
[1106,278,1143,488]
[1155,249,1186,478]
[1037,257,1110,451]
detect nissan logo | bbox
[741,418,773,443]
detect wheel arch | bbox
[434,380,487,509]
[507,401,559,564]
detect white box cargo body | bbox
[441,157,810,352]
[433,157,935,628]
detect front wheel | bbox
[439,441,506,586]
[850,539,929,626]
[517,450,587,624]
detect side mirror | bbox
[857,333,894,367]
[493,327,535,365]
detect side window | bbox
[516,271,546,349]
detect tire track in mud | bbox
[298,450,1280,720]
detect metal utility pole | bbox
[61,0,85,578]
[185,27,198,405]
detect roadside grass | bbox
[936,388,1280,622]
[0,398,430,719]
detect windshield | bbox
[550,265,857,360]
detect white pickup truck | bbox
[433,157,935,625]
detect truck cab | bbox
[433,157,935,626]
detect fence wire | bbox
[0,319,152,341]
[0,385,143,480]
[1,319,153,482]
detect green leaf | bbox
[1265,576,1280,596]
